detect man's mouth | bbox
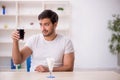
[42,30,48,34]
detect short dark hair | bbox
[38,9,58,24]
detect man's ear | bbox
[54,22,58,29]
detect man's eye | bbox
[39,23,42,26]
[45,23,49,26]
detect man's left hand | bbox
[35,65,49,72]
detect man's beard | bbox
[42,29,54,37]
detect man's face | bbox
[39,18,56,37]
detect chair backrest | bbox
[11,58,16,69]
[26,56,31,72]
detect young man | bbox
[11,10,74,72]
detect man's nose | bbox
[41,26,45,30]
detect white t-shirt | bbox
[25,34,74,72]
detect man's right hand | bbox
[11,30,20,42]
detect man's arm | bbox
[12,30,32,64]
[35,52,74,72]
[12,45,32,64]
[53,52,74,72]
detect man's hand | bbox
[35,65,49,72]
[11,30,20,42]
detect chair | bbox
[11,58,21,69]
[11,58,16,69]
[26,56,31,72]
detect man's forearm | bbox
[12,41,22,64]
[53,65,73,72]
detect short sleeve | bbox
[24,36,35,51]
[64,39,74,54]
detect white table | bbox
[0,71,120,80]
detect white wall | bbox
[71,0,120,69]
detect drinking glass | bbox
[46,58,55,78]
[17,27,25,40]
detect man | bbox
[11,9,74,72]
